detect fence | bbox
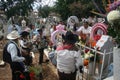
[44,43,113,80]
[77,43,113,80]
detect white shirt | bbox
[19,39,28,48]
[77,26,92,34]
[50,27,54,34]
[7,41,25,62]
[56,50,83,73]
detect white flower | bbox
[107,10,120,24]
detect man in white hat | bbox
[3,30,25,80]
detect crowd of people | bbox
[2,15,111,80]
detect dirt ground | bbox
[0,40,58,80]
[32,53,58,80]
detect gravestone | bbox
[113,47,120,80]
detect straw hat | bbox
[7,30,20,40]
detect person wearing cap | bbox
[3,30,25,80]
[56,31,83,80]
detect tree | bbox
[54,0,95,21]
[1,0,35,19]
[38,5,55,18]
[69,1,94,19]
[54,0,77,21]
[92,0,106,14]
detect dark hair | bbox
[62,31,79,44]
[42,26,45,29]
[20,31,29,38]
[83,21,89,24]
[28,24,33,29]
[37,28,42,33]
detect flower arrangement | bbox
[107,10,120,23]
[19,65,42,80]
[29,65,42,80]
[79,33,87,44]
[107,9,120,47]
[82,49,100,66]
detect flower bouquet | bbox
[107,9,120,47]
[82,49,101,66]
[29,65,42,80]
[79,33,87,44]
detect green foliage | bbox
[29,65,42,77]
[38,5,55,18]
[108,21,120,47]
[107,25,117,38]
[1,0,34,19]
[92,0,106,14]
[54,0,100,21]
[54,0,74,20]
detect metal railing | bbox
[77,43,113,80]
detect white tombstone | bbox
[95,35,114,79]
[113,47,120,80]
[95,35,114,53]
